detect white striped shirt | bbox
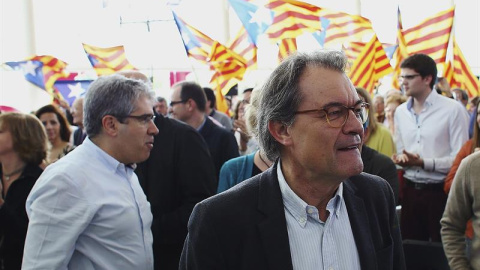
[277,161,361,270]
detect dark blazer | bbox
[362,145,400,205]
[180,163,405,270]
[135,114,217,270]
[72,127,86,146]
[199,117,239,180]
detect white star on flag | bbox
[20,61,40,76]
[68,83,86,99]
[248,5,272,28]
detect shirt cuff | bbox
[423,158,434,172]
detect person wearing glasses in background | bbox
[393,54,469,242]
[22,74,159,269]
[180,51,405,270]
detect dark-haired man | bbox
[203,87,233,131]
[170,81,239,179]
[394,53,469,242]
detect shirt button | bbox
[299,218,306,223]
[307,208,314,214]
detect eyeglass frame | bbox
[113,114,156,125]
[294,101,370,128]
[169,100,187,107]
[398,74,421,81]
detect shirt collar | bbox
[83,137,133,175]
[277,159,344,227]
[407,89,438,110]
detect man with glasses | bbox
[393,53,469,242]
[119,70,217,270]
[23,74,158,269]
[180,51,405,269]
[170,81,239,180]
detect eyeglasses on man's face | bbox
[295,102,369,128]
[169,100,187,107]
[398,74,421,81]
[115,114,156,125]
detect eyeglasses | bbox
[169,100,187,107]
[295,102,369,128]
[115,114,156,125]
[398,74,421,81]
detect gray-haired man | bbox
[180,51,405,270]
[180,51,405,269]
[23,74,159,269]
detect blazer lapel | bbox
[343,179,377,270]
[257,164,293,270]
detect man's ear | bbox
[185,99,195,112]
[102,115,119,137]
[424,75,433,87]
[268,120,293,146]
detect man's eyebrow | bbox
[321,100,364,108]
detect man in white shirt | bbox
[393,53,469,242]
[22,74,159,269]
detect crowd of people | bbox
[0,51,479,269]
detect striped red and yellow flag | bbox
[173,11,247,114]
[343,41,366,63]
[442,60,454,87]
[278,38,297,62]
[402,7,454,69]
[228,27,257,72]
[82,43,137,76]
[391,7,409,90]
[348,35,393,93]
[319,8,374,46]
[29,55,69,93]
[451,40,480,98]
[265,0,321,41]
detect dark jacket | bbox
[362,145,400,205]
[199,117,239,181]
[180,163,405,270]
[0,164,43,270]
[135,114,216,270]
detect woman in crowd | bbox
[443,98,480,259]
[355,87,396,158]
[218,89,272,193]
[232,96,258,156]
[35,104,74,164]
[0,112,48,269]
[384,93,407,136]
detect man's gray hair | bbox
[84,74,155,138]
[257,50,348,161]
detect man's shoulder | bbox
[201,173,262,209]
[345,173,391,195]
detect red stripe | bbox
[353,61,373,86]
[454,54,478,88]
[274,10,319,22]
[113,59,132,71]
[413,43,448,57]
[406,27,451,46]
[325,26,371,43]
[403,9,454,34]
[375,64,391,74]
[268,23,310,39]
[99,49,125,62]
[267,0,319,12]
[351,41,375,80]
